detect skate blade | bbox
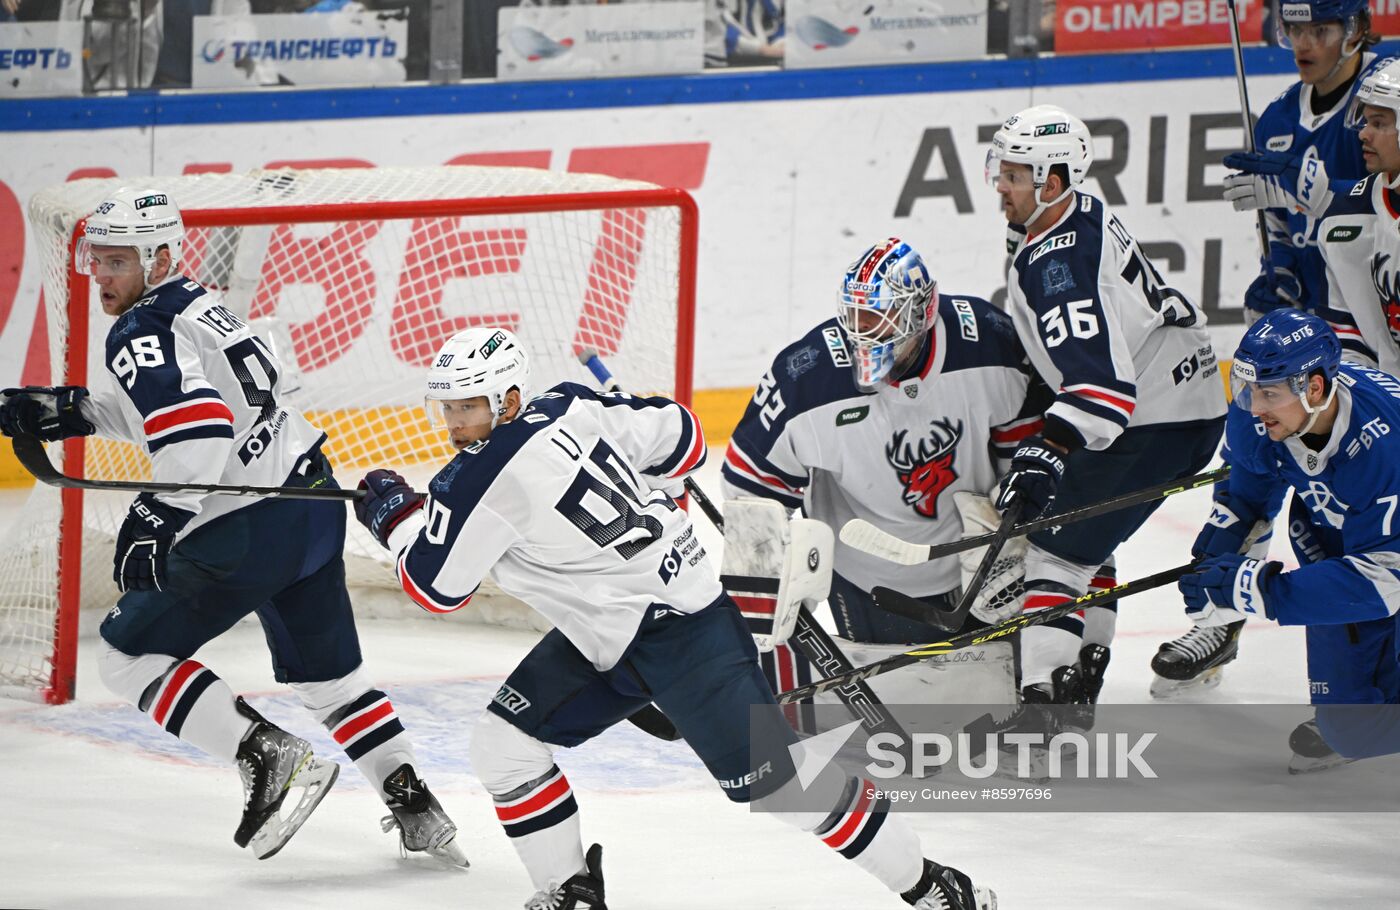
[1288,753,1357,775]
[1149,666,1224,700]
[250,755,339,859]
[423,837,471,869]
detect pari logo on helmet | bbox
[75,187,186,288]
[836,238,936,392]
[424,326,532,433]
[885,418,963,519]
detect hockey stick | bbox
[10,433,363,501]
[841,465,1229,567]
[776,562,1197,704]
[912,499,1025,633]
[1226,0,1272,259]
[577,352,916,747]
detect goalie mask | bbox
[424,327,532,434]
[1230,309,1341,437]
[986,105,1093,228]
[75,188,186,289]
[837,238,937,392]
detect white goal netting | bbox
[1,165,695,702]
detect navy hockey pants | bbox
[487,594,799,802]
[1028,417,1225,567]
[99,456,364,684]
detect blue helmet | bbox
[837,238,936,392]
[1276,1,1369,50]
[1230,309,1341,422]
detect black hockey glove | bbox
[995,436,1067,521]
[114,494,195,593]
[356,469,424,549]
[0,386,96,442]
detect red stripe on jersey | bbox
[152,660,205,726]
[496,774,572,823]
[332,701,394,745]
[669,404,706,478]
[724,446,802,496]
[1328,322,1363,338]
[1023,593,1073,612]
[991,418,1044,444]
[144,400,234,436]
[732,594,776,617]
[396,555,471,614]
[822,782,874,849]
[1089,575,1116,591]
[1066,386,1136,416]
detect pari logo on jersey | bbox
[885,418,963,518]
[1369,251,1400,342]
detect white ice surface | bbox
[1,462,1396,910]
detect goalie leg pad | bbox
[720,497,833,650]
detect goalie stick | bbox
[577,352,917,748]
[841,466,1230,567]
[11,433,363,501]
[776,562,1197,704]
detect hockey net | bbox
[2,165,697,704]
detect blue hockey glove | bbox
[1222,151,1331,217]
[356,469,424,549]
[0,386,96,442]
[995,436,1067,521]
[1192,493,1266,560]
[1179,554,1281,627]
[113,493,194,593]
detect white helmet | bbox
[75,187,186,287]
[986,105,1093,226]
[424,326,532,430]
[1347,56,1400,144]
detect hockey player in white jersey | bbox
[987,106,1228,712]
[1179,309,1400,771]
[0,188,466,864]
[355,326,996,909]
[722,237,1050,703]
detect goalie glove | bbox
[954,491,1026,626]
[0,386,96,442]
[1221,151,1332,218]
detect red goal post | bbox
[2,165,698,705]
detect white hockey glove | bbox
[955,491,1026,626]
[1221,151,1332,218]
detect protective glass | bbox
[1277,18,1350,50]
[74,239,141,277]
[425,396,495,430]
[983,146,1034,188]
[1345,96,1400,140]
[1229,371,1309,414]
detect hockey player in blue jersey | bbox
[0,188,466,864]
[1179,309,1400,771]
[722,237,1050,705]
[355,327,996,910]
[987,105,1228,715]
[1222,0,1386,333]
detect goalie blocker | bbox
[723,498,1015,722]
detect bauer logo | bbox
[492,684,531,714]
[134,194,168,210]
[836,405,869,426]
[1326,225,1362,242]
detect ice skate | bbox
[1288,719,1357,775]
[1079,643,1111,704]
[902,858,997,910]
[381,762,470,868]
[525,843,607,909]
[232,698,339,859]
[1149,621,1244,699]
[965,665,1085,782]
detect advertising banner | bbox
[784,0,989,68]
[497,2,705,81]
[191,11,407,89]
[1055,0,1266,54]
[0,21,81,98]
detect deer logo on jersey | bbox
[885,418,963,518]
[1371,252,1400,344]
